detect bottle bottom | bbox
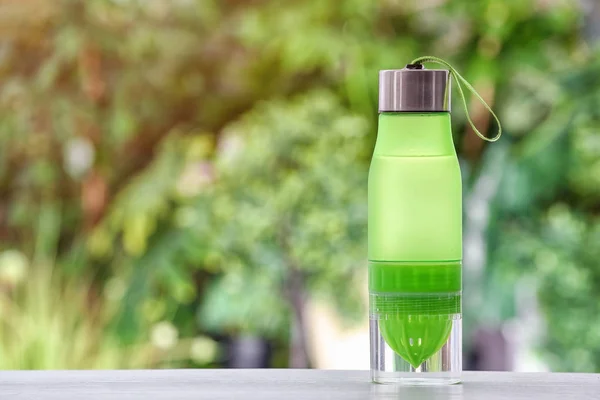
[372,372,461,385]
[370,311,461,385]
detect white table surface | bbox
[0,369,599,400]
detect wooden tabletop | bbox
[0,369,599,399]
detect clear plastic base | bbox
[370,314,461,385]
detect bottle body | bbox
[368,113,462,384]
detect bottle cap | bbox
[378,65,451,113]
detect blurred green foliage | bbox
[0,256,217,369]
[195,93,368,366]
[0,0,597,370]
[491,57,600,372]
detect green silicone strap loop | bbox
[411,56,502,143]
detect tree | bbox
[189,92,369,367]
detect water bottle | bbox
[368,57,501,385]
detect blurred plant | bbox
[0,251,218,369]
[490,56,600,372]
[191,92,369,367]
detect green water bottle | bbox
[369,57,501,385]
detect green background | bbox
[0,0,598,372]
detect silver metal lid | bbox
[378,66,451,112]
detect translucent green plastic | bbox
[368,113,462,267]
[368,112,462,368]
